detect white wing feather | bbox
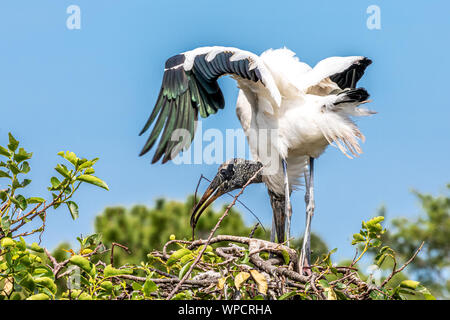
[296,56,366,92]
[182,46,282,107]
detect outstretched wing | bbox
[328,57,372,89]
[139,46,281,164]
[297,56,372,94]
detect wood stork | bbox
[139,46,374,272]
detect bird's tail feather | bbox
[315,88,376,159]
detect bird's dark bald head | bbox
[190,158,263,231]
[213,158,264,193]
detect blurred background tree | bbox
[371,185,449,299]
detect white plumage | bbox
[140,46,374,271]
[234,47,374,195]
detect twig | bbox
[249,223,259,238]
[381,241,425,287]
[110,242,131,267]
[149,267,178,279]
[197,175,266,233]
[117,274,217,287]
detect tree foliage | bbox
[373,186,450,298]
[0,133,109,299]
[0,133,440,300]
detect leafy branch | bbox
[0,133,108,240]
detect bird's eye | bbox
[220,167,233,180]
[219,169,228,177]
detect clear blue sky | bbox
[1,0,449,262]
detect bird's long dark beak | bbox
[190,176,224,237]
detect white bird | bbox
[139,46,374,273]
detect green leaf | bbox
[84,167,95,175]
[353,233,365,241]
[51,176,61,188]
[29,242,45,253]
[8,162,20,175]
[7,133,19,152]
[380,246,394,254]
[100,281,114,293]
[12,178,21,189]
[1,218,11,234]
[28,197,45,204]
[241,250,250,264]
[352,233,365,245]
[18,236,27,250]
[34,277,57,294]
[69,255,95,276]
[82,233,101,247]
[0,170,11,178]
[78,161,94,170]
[179,261,193,279]
[9,292,22,300]
[11,194,27,210]
[0,145,11,157]
[26,293,50,300]
[167,248,191,266]
[103,264,133,277]
[14,178,31,189]
[67,201,79,220]
[20,161,30,174]
[334,282,346,290]
[278,291,301,300]
[13,148,32,163]
[416,285,436,300]
[1,237,15,248]
[19,273,35,292]
[33,267,54,278]
[143,278,158,296]
[76,174,109,190]
[179,253,193,265]
[400,280,420,290]
[51,193,61,208]
[281,249,290,264]
[55,164,71,179]
[371,239,382,247]
[57,151,79,167]
[0,190,7,202]
[318,279,330,288]
[132,282,142,291]
[367,216,384,226]
[22,178,31,187]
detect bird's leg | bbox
[268,189,286,245]
[300,157,315,275]
[270,218,276,243]
[282,159,292,246]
